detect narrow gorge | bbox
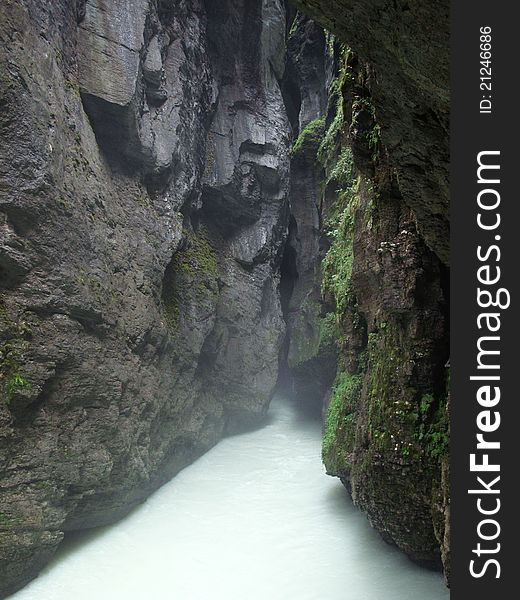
[0,1,449,597]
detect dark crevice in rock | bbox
[274,15,337,416]
[276,215,299,390]
[280,67,302,137]
[279,216,299,320]
[76,0,87,24]
[79,93,147,175]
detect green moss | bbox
[318,311,339,353]
[367,123,381,153]
[323,369,363,475]
[0,512,14,529]
[321,175,360,321]
[317,46,354,173]
[365,325,417,458]
[416,393,450,463]
[292,117,325,156]
[0,510,23,530]
[316,48,368,475]
[288,300,329,367]
[317,48,360,325]
[64,78,80,96]
[326,147,355,188]
[5,373,30,404]
[351,96,381,162]
[162,227,219,332]
[163,296,180,331]
[1,339,31,405]
[74,271,106,303]
[178,228,219,285]
[364,324,450,465]
[1,300,32,406]
[135,191,152,209]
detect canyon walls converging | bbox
[0,0,450,596]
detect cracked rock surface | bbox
[0,1,289,595]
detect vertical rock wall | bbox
[0,1,451,595]
[0,0,290,595]
[284,4,450,581]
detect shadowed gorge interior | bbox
[0,0,449,597]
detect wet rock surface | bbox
[292,0,450,266]
[279,9,450,581]
[0,0,289,595]
[0,0,450,595]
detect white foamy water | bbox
[11,397,449,600]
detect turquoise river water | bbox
[11,396,449,600]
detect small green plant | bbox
[326,147,354,188]
[1,295,35,407]
[292,117,325,156]
[415,393,449,463]
[321,177,361,321]
[323,370,362,475]
[367,123,381,151]
[317,46,354,174]
[5,373,31,404]
[351,96,381,162]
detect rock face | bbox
[284,5,451,581]
[292,0,450,267]
[278,17,337,411]
[0,0,289,595]
[1,0,450,595]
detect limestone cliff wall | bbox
[0,1,450,595]
[284,4,450,582]
[0,0,290,595]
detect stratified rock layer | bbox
[0,0,289,595]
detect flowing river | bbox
[11,397,449,600]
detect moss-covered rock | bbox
[0,297,33,408]
[292,0,450,265]
[313,43,450,574]
[292,117,325,156]
[322,369,362,475]
[162,226,220,332]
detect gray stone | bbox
[0,1,289,595]
[78,0,149,106]
[143,35,163,88]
